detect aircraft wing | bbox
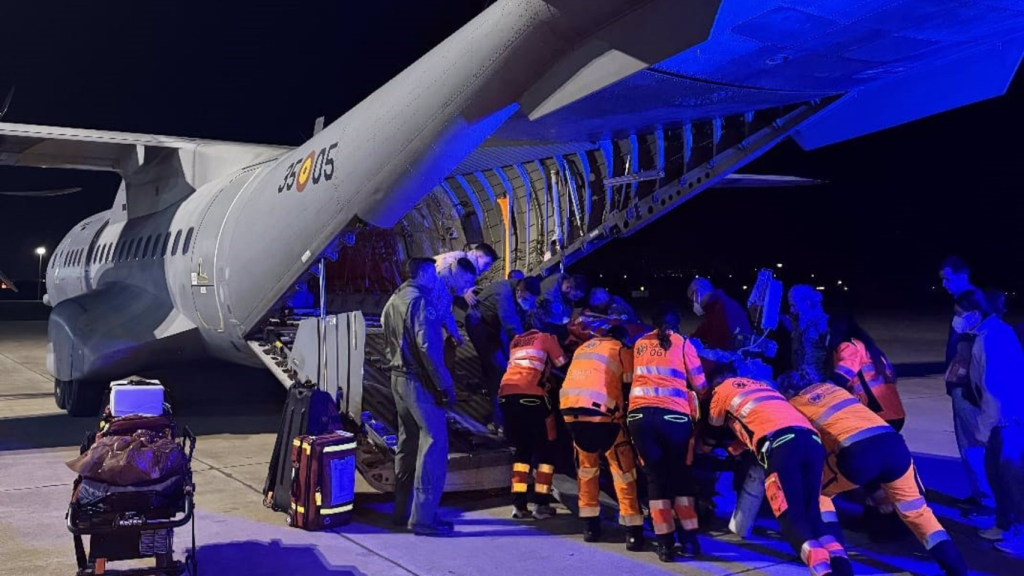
[0,187,82,197]
[0,122,289,176]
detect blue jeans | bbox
[391,373,449,529]
[986,422,1024,530]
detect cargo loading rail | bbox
[247,311,513,494]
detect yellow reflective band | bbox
[323,443,357,453]
[316,492,321,506]
[512,482,529,493]
[513,462,531,473]
[296,506,305,514]
[293,438,302,447]
[322,503,354,515]
[535,484,551,494]
[537,464,555,474]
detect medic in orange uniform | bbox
[626,304,706,562]
[559,326,645,551]
[498,329,568,520]
[707,372,852,576]
[779,368,969,576]
[827,316,906,431]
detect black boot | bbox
[583,517,602,543]
[931,539,969,576]
[675,528,701,557]
[655,534,676,562]
[626,526,645,552]
[829,557,854,576]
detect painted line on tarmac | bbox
[0,350,51,380]
[0,481,73,494]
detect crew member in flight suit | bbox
[827,315,906,431]
[382,257,457,537]
[465,276,542,428]
[707,372,852,576]
[499,327,568,520]
[434,257,480,346]
[560,326,644,550]
[626,304,707,562]
[779,368,969,576]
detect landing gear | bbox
[56,378,105,417]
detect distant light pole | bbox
[35,247,46,300]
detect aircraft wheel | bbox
[54,378,69,410]
[65,380,105,417]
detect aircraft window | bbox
[160,233,170,258]
[62,251,68,266]
[72,249,79,267]
[171,230,182,256]
[115,241,124,262]
[182,228,194,255]
[126,239,136,261]
[133,238,144,260]
[98,245,105,264]
[142,235,153,259]
[104,243,111,263]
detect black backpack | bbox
[262,381,343,512]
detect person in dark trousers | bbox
[382,258,457,537]
[939,257,994,515]
[465,276,542,428]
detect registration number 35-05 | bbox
[278,143,339,194]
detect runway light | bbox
[837,280,843,285]
[35,247,46,256]
[742,285,749,290]
[776,263,783,268]
[844,286,849,292]
[816,286,825,291]
[811,274,815,278]
[623,274,627,279]
[640,286,646,291]
[728,275,733,278]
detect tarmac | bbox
[1,316,1023,576]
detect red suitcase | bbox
[288,431,356,530]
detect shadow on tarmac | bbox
[195,539,368,576]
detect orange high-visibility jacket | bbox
[560,337,634,418]
[499,330,567,397]
[629,331,707,415]
[832,339,905,422]
[789,381,894,455]
[709,378,815,452]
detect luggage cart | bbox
[67,424,198,576]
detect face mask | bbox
[693,301,704,317]
[953,311,982,334]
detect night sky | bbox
[2,1,1023,308]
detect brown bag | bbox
[288,432,356,530]
[67,429,185,486]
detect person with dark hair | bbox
[537,272,589,330]
[464,276,542,428]
[827,315,906,431]
[778,367,968,576]
[560,325,644,550]
[382,257,456,536]
[587,287,637,321]
[507,269,525,281]
[954,289,1024,554]
[498,327,568,521]
[625,303,707,562]
[707,370,850,576]
[946,286,996,516]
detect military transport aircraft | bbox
[2,0,1023,418]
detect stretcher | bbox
[66,414,198,576]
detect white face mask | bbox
[693,301,705,317]
[952,311,981,334]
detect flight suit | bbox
[560,337,642,528]
[710,378,848,576]
[627,331,706,551]
[791,382,968,576]
[382,280,456,531]
[830,339,906,430]
[499,330,568,511]
[465,280,527,426]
